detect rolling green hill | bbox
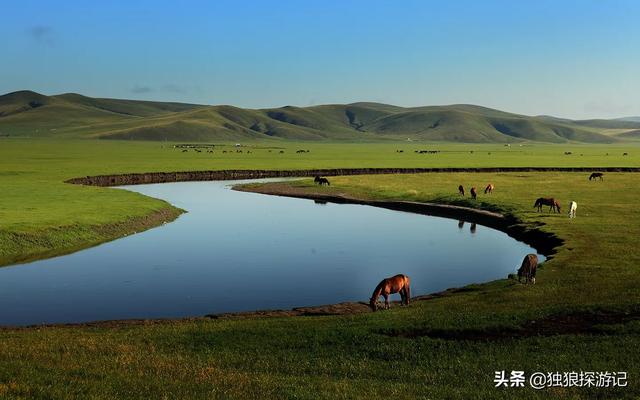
[1,90,639,143]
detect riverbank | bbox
[0,204,183,267]
[66,166,640,187]
[234,182,562,257]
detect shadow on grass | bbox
[378,308,640,341]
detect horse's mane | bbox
[519,254,536,272]
[371,280,386,299]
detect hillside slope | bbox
[1,90,638,142]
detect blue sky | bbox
[1,0,639,119]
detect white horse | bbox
[568,201,577,218]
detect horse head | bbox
[369,297,378,311]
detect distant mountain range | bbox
[614,116,640,123]
[1,90,639,143]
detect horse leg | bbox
[405,285,411,305]
[383,294,389,309]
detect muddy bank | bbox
[66,167,640,187]
[235,183,563,257]
[2,288,488,330]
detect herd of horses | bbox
[367,171,606,311]
[529,172,603,216]
[457,172,604,217]
[458,183,494,199]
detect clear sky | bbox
[1,0,639,119]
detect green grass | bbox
[3,90,640,142]
[1,139,640,398]
[1,138,639,266]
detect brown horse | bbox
[369,274,411,311]
[518,254,538,284]
[470,187,477,200]
[534,197,561,213]
[484,183,495,194]
[458,185,465,196]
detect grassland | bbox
[1,138,639,267]
[1,138,640,398]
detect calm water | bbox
[0,180,542,326]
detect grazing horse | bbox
[518,254,538,284]
[470,187,477,200]
[369,274,411,311]
[484,183,495,194]
[534,197,561,213]
[589,172,604,181]
[568,201,577,218]
[458,185,465,196]
[314,176,330,186]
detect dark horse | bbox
[534,197,561,213]
[314,176,331,186]
[470,187,477,200]
[458,185,465,196]
[369,274,411,311]
[518,254,538,284]
[589,172,604,181]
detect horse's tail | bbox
[404,276,411,305]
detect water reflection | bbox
[457,220,477,235]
